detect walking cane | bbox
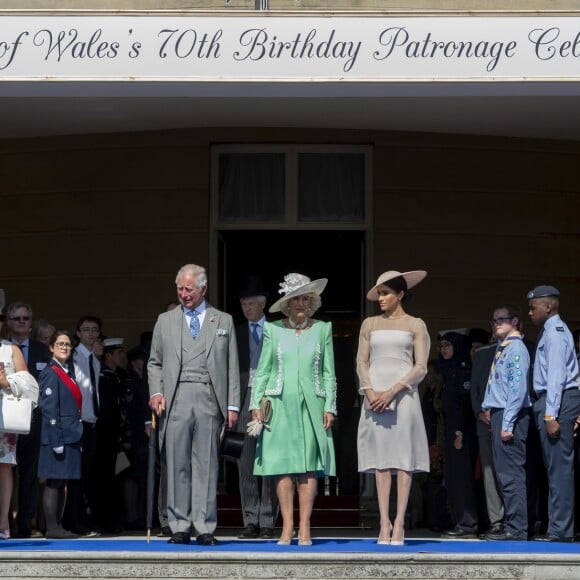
[146,411,157,544]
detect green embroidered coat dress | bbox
[250,319,337,477]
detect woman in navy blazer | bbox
[38,331,83,539]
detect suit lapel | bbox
[170,307,184,361]
[204,306,219,355]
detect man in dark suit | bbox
[470,328,505,538]
[234,280,278,540]
[6,301,50,538]
[148,264,240,546]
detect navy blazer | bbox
[24,339,51,381]
[39,361,83,449]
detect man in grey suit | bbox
[235,281,278,539]
[148,264,240,546]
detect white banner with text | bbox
[1,15,580,81]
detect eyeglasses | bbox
[491,317,514,325]
[9,316,31,322]
[439,342,453,349]
[79,327,100,333]
[54,342,73,349]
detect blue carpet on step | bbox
[0,538,579,553]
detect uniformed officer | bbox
[528,285,580,542]
[482,305,531,541]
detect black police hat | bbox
[527,285,560,300]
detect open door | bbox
[217,229,365,527]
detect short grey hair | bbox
[175,264,207,289]
[7,301,33,319]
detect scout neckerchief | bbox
[50,362,82,411]
[486,331,523,395]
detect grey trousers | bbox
[165,381,221,536]
[237,392,278,528]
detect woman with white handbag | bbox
[0,290,39,540]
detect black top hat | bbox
[238,276,268,299]
[220,429,245,460]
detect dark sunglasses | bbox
[9,316,31,322]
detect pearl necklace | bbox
[288,317,309,330]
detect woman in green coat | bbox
[250,273,337,546]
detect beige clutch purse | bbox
[364,390,396,412]
[246,397,273,438]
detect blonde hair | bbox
[279,293,322,317]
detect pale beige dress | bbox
[356,314,430,473]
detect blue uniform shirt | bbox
[482,335,531,432]
[533,314,580,418]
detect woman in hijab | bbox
[439,331,479,539]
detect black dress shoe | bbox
[533,533,574,543]
[157,526,172,537]
[238,523,259,539]
[479,523,505,540]
[45,527,80,539]
[441,527,477,539]
[258,527,276,539]
[196,533,218,546]
[485,530,526,541]
[70,527,101,538]
[488,523,505,534]
[168,532,191,545]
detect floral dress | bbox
[0,341,18,465]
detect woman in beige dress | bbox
[356,271,430,546]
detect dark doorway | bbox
[217,229,365,525]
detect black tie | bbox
[88,354,99,417]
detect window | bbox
[212,145,371,228]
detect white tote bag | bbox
[0,393,33,435]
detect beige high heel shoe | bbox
[391,523,405,546]
[277,528,295,545]
[377,521,392,545]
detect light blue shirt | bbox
[183,300,207,328]
[482,335,531,432]
[533,314,580,417]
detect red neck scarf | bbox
[50,363,82,411]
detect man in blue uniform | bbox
[528,285,580,542]
[482,305,531,541]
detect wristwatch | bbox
[544,415,557,422]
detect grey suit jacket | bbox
[147,304,240,445]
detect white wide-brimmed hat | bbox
[367,270,427,301]
[269,273,328,313]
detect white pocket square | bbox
[216,328,228,336]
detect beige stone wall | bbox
[372,131,580,340]
[1,127,578,349]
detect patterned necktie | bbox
[189,310,200,339]
[88,353,99,417]
[251,323,260,345]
